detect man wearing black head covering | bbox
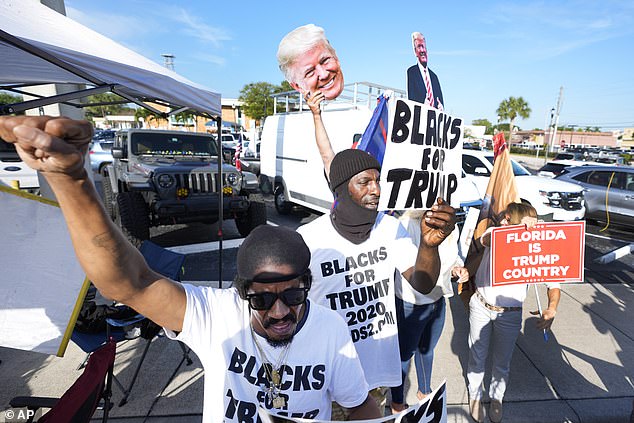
[0,116,381,421]
[297,148,456,415]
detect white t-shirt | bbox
[165,284,368,422]
[395,220,460,305]
[475,228,560,308]
[297,212,418,389]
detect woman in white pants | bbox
[467,203,561,423]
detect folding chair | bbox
[10,340,116,423]
[113,240,193,406]
[71,240,192,407]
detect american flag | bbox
[353,94,389,164]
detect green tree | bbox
[239,82,279,125]
[134,107,162,128]
[0,92,25,115]
[84,93,133,118]
[496,96,531,140]
[239,81,294,126]
[278,80,293,92]
[472,118,494,135]
[172,110,197,131]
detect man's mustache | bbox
[263,313,296,328]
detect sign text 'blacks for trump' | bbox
[378,98,463,211]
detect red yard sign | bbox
[490,221,585,286]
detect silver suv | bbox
[555,165,634,229]
[103,129,266,245]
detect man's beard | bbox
[263,313,296,348]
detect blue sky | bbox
[65,0,634,132]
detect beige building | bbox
[511,129,617,149]
[621,128,634,150]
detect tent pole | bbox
[216,116,223,288]
[0,85,115,114]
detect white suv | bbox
[462,150,585,221]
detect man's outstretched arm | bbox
[0,116,186,332]
[305,90,335,179]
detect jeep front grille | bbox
[173,172,226,193]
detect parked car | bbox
[89,139,114,175]
[555,165,634,229]
[0,137,39,192]
[462,150,585,221]
[552,152,588,161]
[538,160,591,178]
[221,133,240,149]
[538,159,615,178]
[103,129,265,246]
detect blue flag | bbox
[354,94,389,164]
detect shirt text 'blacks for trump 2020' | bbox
[378,98,464,211]
[319,246,396,343]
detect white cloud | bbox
[170,8,232,48]
[197,54,227,66]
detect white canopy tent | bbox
[0,1,230,356]
[0,0,221,117]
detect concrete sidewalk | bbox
[1,277,633,422]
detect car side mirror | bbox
[474,167,489,175]
[111,147,125,159]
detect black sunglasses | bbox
[246,287,309,310]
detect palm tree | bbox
[496,96,531,142]
[134,107,160,128]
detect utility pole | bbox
[546,86,564,161]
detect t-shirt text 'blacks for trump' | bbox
[378,98,463,211]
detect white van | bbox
[0,137,39,193]
[259,82,482,217]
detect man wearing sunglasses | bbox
[0,116,380,421]
[297,149,456,416]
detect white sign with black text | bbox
[378,98,463,211]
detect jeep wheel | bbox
[116,192,150,247]
[274,185,292,215]
[235,194,267,237]
[101,171,116,220]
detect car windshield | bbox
[98,142,114,152]
[539,163,567,174]
[131,133,218,156]
[484,156,531,176]
[94,130,116,140]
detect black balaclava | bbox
[329,149,381,244]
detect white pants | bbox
[467,293,522,402]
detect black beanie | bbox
[329,149,381,190]
[237,225,311,283]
